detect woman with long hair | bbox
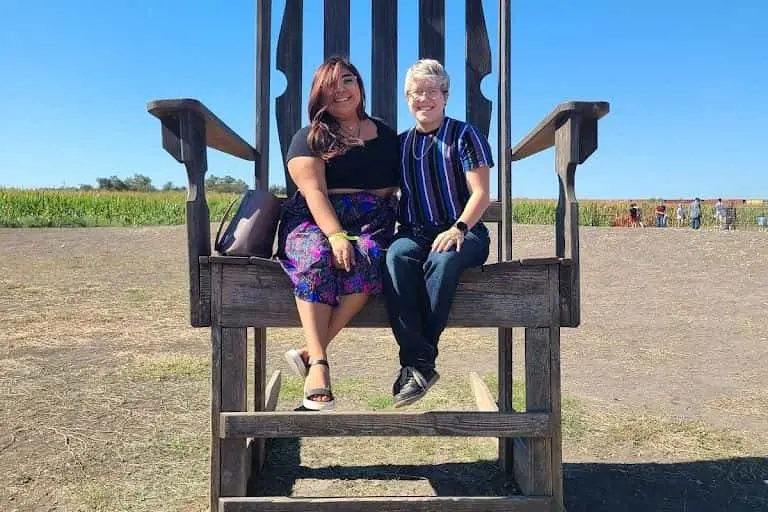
[277,57,399,410]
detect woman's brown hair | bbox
[307,57,368,161]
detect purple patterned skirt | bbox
[277,192,398,306]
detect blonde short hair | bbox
[404,59,450,97]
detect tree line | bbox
[82,174,287,195]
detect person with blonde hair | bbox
[383,59,493,407]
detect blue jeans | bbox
[383,223,490,371]
[691,216,701,229]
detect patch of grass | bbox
[604,414,748,460]
[367,394,393,410]
[481,374,526,411]
[125,354,209,381]
[80,484,115,512]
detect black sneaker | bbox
[392,366,440,408]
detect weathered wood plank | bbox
[251,327,267,473]
[510,101,609,162]
[547,265,564,509]
[555,115,581,326]
[264,370,281,412]
[220,411,552,438]
[210,266,223,512]
[254,0,271,189]
[517,327,553,496]
[276,0,303,196]
[418,0,445,62]
[465,0,492,139]
[497,327,514,472]
[199,259,211,327]
[469,372,497,411]
[497,0,512,262]
[481,200,501,223]
[178,110,210,329]
[219,327,249,498]
[220,496,553,512]
[148,99,257,161]
[371,0,397,128]
[324,0,350,58]
[217,260,555,328]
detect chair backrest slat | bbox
[465,0,492,139]
[371,0,398,128]
[276,0,303,195]
[419,0,445,62]
[324,0,350,59]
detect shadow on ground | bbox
[250,441,767,512]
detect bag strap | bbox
[214,195,241,253]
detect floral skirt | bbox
[277,192,398,306]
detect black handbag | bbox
[214,189,282,258]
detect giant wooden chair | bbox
[147,1,608,510]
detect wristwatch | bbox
[454,221,468,235]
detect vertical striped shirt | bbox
[398,116,494,227]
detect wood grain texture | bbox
[510,101,609,162]
[219,496,553,512]
[547,265,564,509]
[254,0,271,189]
[555,116,581,327]
[465,0,492,139]
[371,0,397,128]
[216,259,559,328]
[219,327,249,498]
[172,109,210,329]
[276,0,303,196]
[497,326,514,472]
[324,0,350,58]
[148,99,257,161]
[497,0,513,262]
[469,372,498,411]
[418,0,445,62]
[517,327,553,496]
[264,370,281,412]
[220,411,552,438]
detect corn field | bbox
[1,189,766,229]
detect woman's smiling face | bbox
[324,69,361,120]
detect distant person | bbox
[724,201,736,230]
[714,198,726,228]
[690,198,702,230]
[628,202,643,227]
[655,200,667,227]
[676,203,686,227]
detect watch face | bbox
[455,221,468,234]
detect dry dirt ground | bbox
[1,224,766,511]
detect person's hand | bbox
[329,236,355,271]
[431,227,464,253]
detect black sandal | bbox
[302,359,335,411]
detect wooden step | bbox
[220,411,551,438]
[219,495,553,511]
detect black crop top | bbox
[285,118,399,190]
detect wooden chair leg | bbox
[515,326,563,510]
[498,327,514,473]
[211,326,248,512]
[250,327,267,475]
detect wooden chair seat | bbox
[201,255,576,328]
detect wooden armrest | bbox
[511,101,609,161]
[147,98,257,161]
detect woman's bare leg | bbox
[294,293,370,364]
[295,299,333,401]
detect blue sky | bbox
[0,0,766,199]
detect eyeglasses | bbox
[407,88,445,100]
[338,75,359,90]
